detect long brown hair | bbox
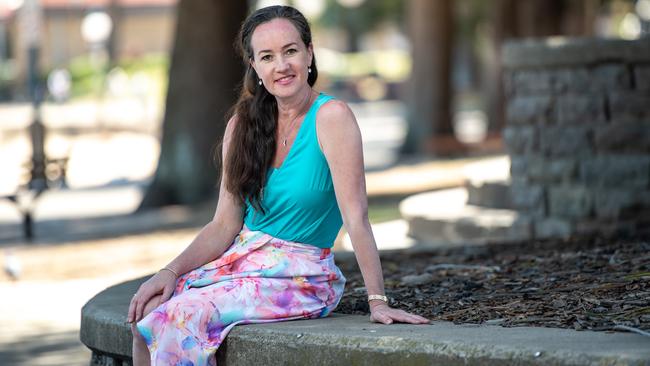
[221,6,318,213]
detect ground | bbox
[336,236,650,335]
[0,228,199,365]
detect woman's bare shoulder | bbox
[317,99,357,133]
[319,99,354,120]
[226,114,239,130]
[316,98,361,155]
[223,114,240,142]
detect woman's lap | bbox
[135,228,345,366]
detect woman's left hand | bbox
[369,303,430,325]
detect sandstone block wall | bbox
[502,38,650,238]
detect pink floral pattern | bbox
[136,226,346,365]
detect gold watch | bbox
[368,294,388,303]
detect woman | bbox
[127,5,429,365]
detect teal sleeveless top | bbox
[243,93,342,248]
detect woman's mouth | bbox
[275,75,294,85]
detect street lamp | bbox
[18,0,46,191]
[81,11,112,129]
[81,11,113,46]
[10,0,45,239]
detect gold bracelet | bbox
[368,294,388,303]
[160,267,179,278]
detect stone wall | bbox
[502,37,650,239]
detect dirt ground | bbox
[337,235,650,335]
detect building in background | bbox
[0,0,178,101]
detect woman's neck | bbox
[276,87,314,121]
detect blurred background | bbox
[0,0,648,364]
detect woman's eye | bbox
[286,48,297,55]
[261,55,272,61]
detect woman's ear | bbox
[249,58,257,75]
[307,43,314,65]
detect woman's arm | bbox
[164,116,244,276]
[317,101,429,325]
[128,116,244,323]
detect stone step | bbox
[342,219,416,251]
[461,156,512,210]
[399,188,532,245]
[80,277,650,365]
[466,179,513,210]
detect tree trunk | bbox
[484,0,598,134]
[139,0,247,209]
[401,0,459,156]
[482,0,516,135]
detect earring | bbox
[308,67,312,74]
[258,79,262,86]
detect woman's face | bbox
[250,18,313,99]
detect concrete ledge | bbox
[81,277,650,365]
[502,37,650,68]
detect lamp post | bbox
[13,0,44,239]
[81,10,112,130]
[19,0,46,192]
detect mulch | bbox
[334,236,650,336]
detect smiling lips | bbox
[275,75,295,85]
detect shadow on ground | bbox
[0,330,90,366]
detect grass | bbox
[367,200,402,224]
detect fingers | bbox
[413,314,431,324]
[371,311,393,325]
[127,295,136,323]
[135,293,146,323]
[385,310,410,324]
[395,311,430,324]
[130,286,151,323]
[159,284,174,305]
[393,309,429,324]
[399,312,430,324]
[371,307,431,325]
[127,288,145,323]
[127,274,176,323]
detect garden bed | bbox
[336,236,650,335]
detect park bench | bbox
[0,156,68,240]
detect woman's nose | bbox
[275,57,289,71]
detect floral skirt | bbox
[136,225,346,366]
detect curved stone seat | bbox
[80,276,650,366]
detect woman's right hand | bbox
[127,269,178,323]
